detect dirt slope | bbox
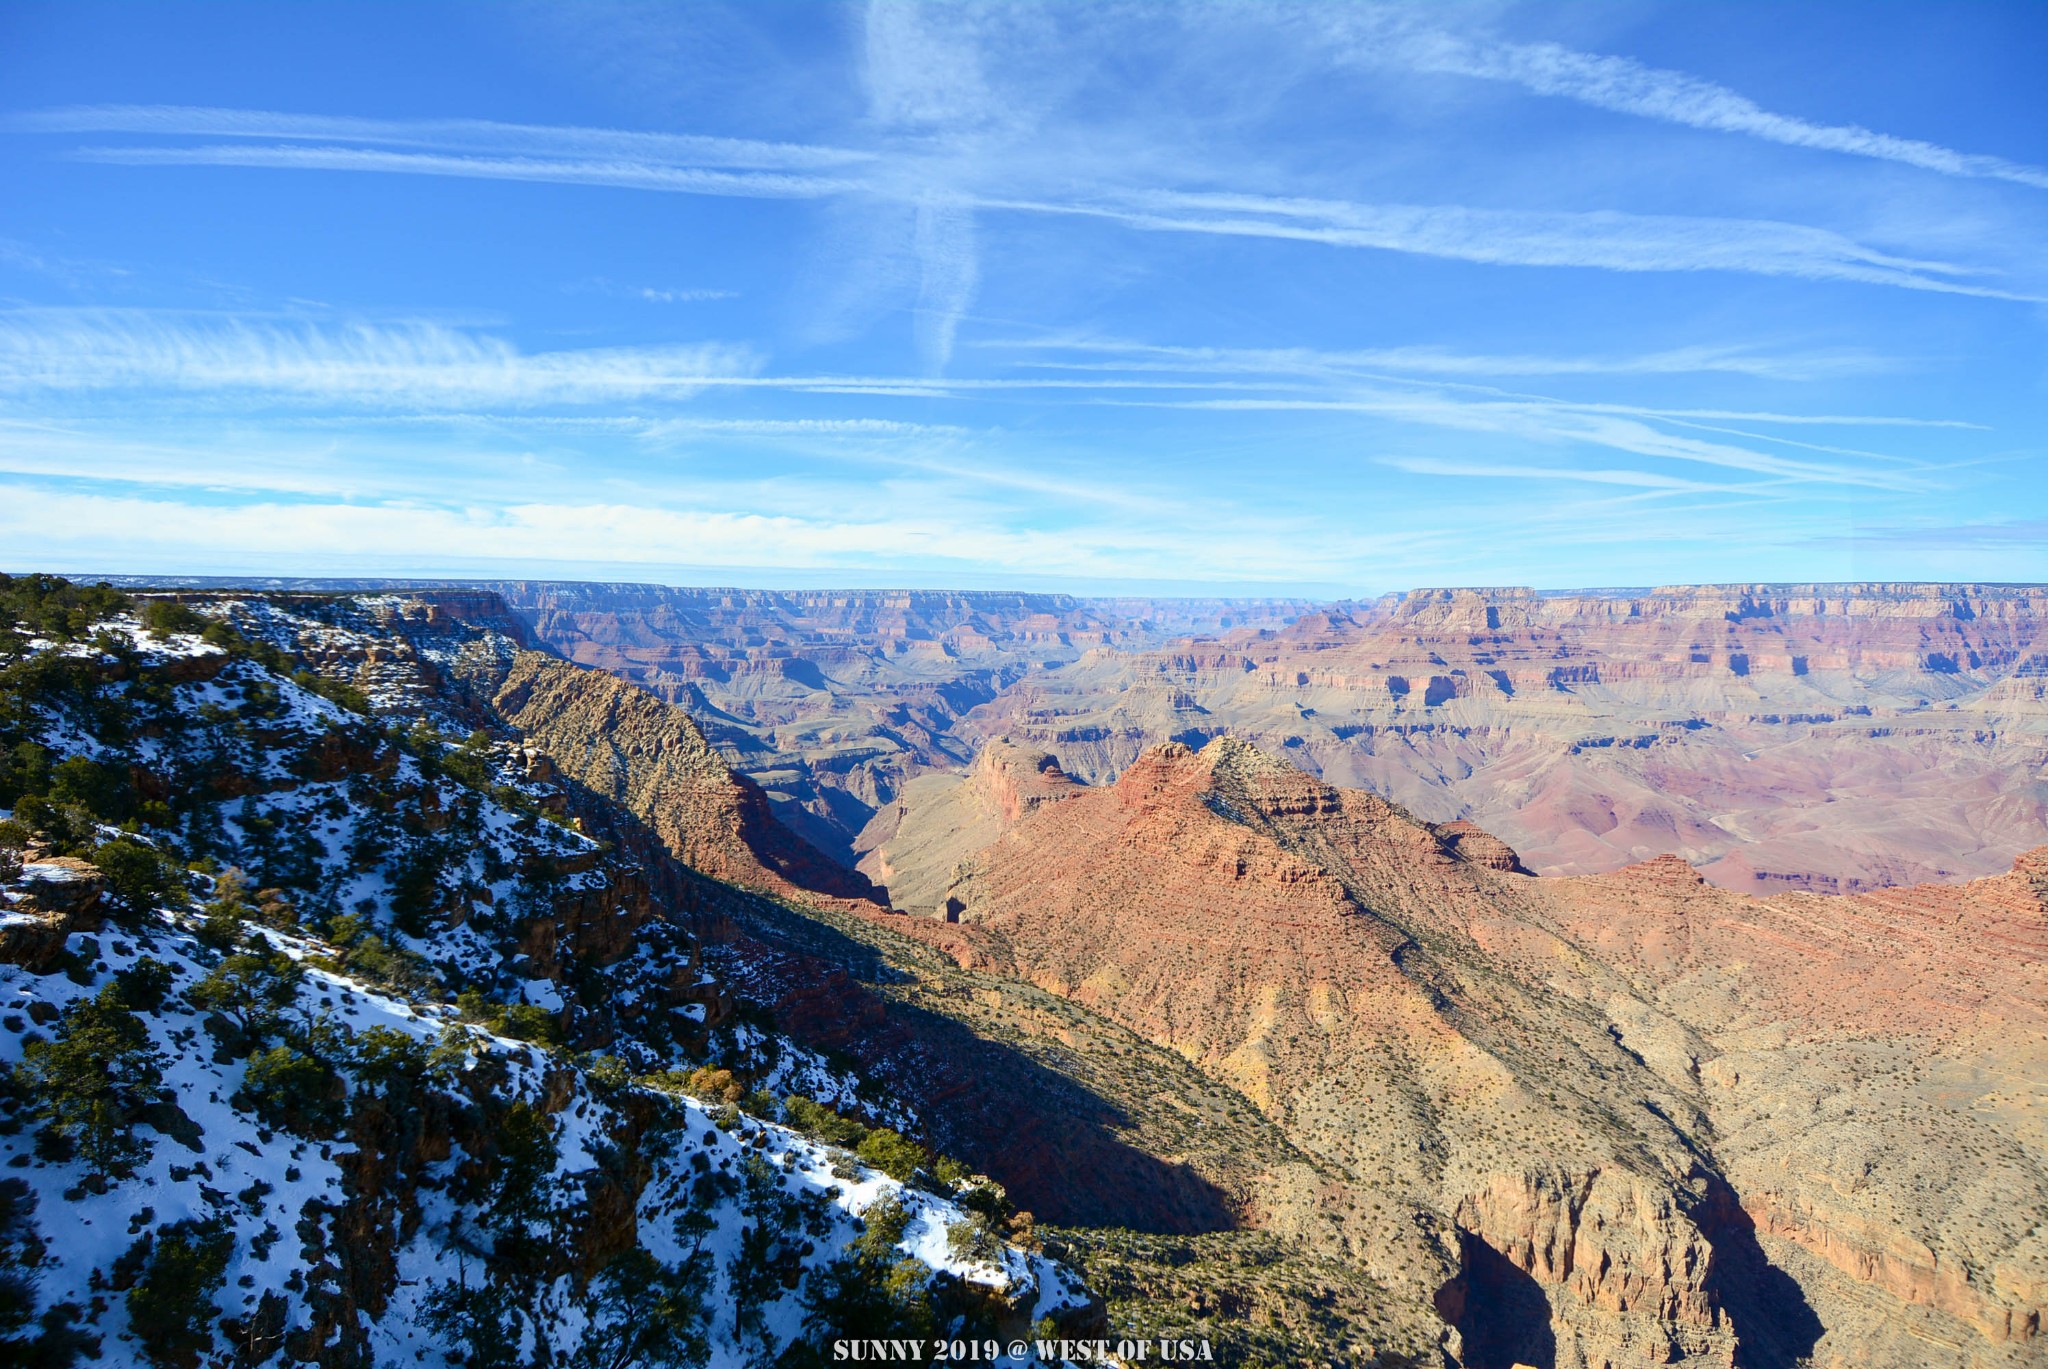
[878,737,2045,1368]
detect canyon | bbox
[864,735,2045,1367]
[73,577,2048,1367]
[466,581,2048,898]
[480,579,2047,1367]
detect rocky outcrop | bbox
[1434,820,1530,874]
[487,651,885,911]
[1740,1187,2044,1347]
[853,741,1085,911]
[962,582,2048,896]
[969,741,1086,825]
[873,736,2046,1368]
[0,855,106,971]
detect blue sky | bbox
[1,1,2044,594]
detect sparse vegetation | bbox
[0,580,1103,1368]
[121,1218,234,1369]
[19,982,169,1184]
[1047,1227,1435,1368]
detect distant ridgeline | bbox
[0,575,1098,1367]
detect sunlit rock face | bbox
[863,735,2046,1368]
[954,583,2048,895]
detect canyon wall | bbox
[962,583,2048,893]
[873,735,2046,1368]
[486,581,1306,865]
[483,580,2048,896]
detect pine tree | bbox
[122,1219,232,1369]
[420,1269,526,1369]
[569,1247,711,1369]
[186,948,304,1045]
[20,983,168,1184]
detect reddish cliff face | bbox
[852,741,1085,912]
[877,737,2045,1369]
[963,583,2048,896]
[486,652,886,911]
[486,582,1307,863]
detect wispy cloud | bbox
[0,236,132,288]
[637,287,739,303]
[1009,190,2039,301]
[278,414,974,444]
[1326,12,2048,191]
[1846,516,2048,548]
[530,416,963,438]
[0,419,380,497]
[910,195,978,371]
[990,337,1978,430]
[0,479,1445,585]
[1173,393,1927,490]
[0,310,757,404]
[22,99,2036,306]
[9,104,871,171]
[0,308,1962,501]
[861,3,1006,370]
[570,278,739,305]
[991,336,1893,384]
[1380,455,1757,494]
[70,142,856,199]
[0,310,1310,404]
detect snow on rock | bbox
[0,589,1101,1366]
[0,913,1091,1366]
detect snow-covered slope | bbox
[0,577,1097,1367]
[0,909,1088,1366]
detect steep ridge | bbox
[0,579,1098,1366]
[917,741,1747,1367]
[486,652,885,910]
[213,591,885,913]
[886,737,2046,1368]
[853,741,1085,913]
[963,583,2048,893]
[488,581,1306,864]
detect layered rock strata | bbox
[962,583,2048,893]
[871,736,2046,1368]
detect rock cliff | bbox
[486,581,1305,864]
[486,651,885,910]
[873,735,2046,1368]
[962,583,2048,894]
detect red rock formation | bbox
[486,652,885,912]
[963,582,2048,896]
[873,737,2045,1367]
